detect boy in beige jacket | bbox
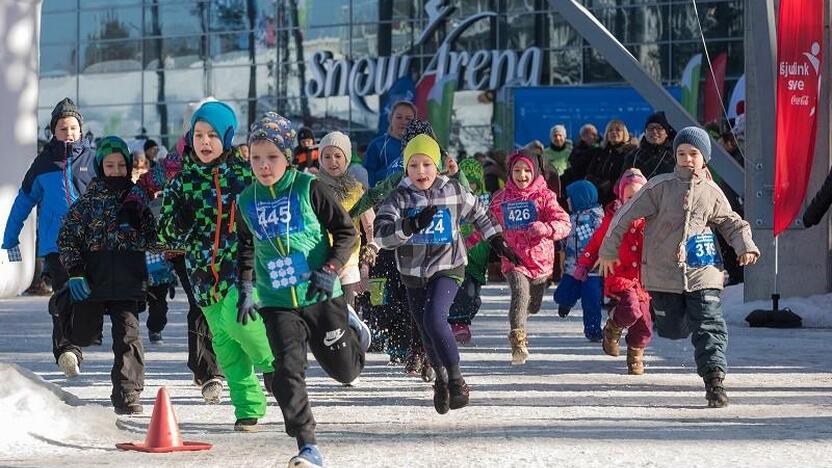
[598,126,759,408]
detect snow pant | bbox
[366,249,411,360]
[506,271,547,330]
[608,288,653,349]
[144,283,170,333]
[405,276,461,373]
[448,275,483,325]
[172,256,223,384]
[650,289,727,376]
[260,295,365,448]
[554,274,603,339]
[68,300,144,407]
[45,253,83,363]
[201,287,274,420]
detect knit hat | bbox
[403,134,441,170]
[614,167,648,199]
[94,136,132,178]
[565,180,599,212]
[143,139,158,152]
[190,101,238,150]
[50,97,83,133]
[673,126,712,163]
[645,111,673,134]
[550,124,567,140]
[402,119,443,171]
[319,131,352,164]
[248,112,297,162]
[297,127,314,143]
[459,158,485,195]
[507,151,540,181]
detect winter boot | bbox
[201,378,223,404]
[113,393,143,415]
[704,368,729,408]
[234,418,259,432]
[149,331,163,344]
[508,329,529,366]
[451,323,472,344]
[420,354,435,383]
[289,443,323,467]
[58,351,80,378]
[448,378,470,410]
[433,368,450,415]
[602,319,623,357]
[557,306,571,318]
[626,347,645,375]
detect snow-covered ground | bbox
[0,284,830,467]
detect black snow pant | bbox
[46,253,83,363]
[172,256,223,384]
[69,300,145,407]
[144,283,170,333]
[261,295,365,448]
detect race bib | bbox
[250,194,303,239]
[502,200,537,230]
[686,233,718,268]
[407,207,453,245]
[265,252,310,290]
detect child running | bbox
[490,151,571,365]
[577,168,652,374]
[375,134,518,414]
[57,136,156,414]
[157,100,274,430]
[553,180,605,341]
[599,127,759,406]
[235,112,370,468]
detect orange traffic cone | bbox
[116,387,212,453]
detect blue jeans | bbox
[554,274,603,339]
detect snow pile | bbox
[721,284,832,328]
[0,363,123,455]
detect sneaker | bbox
[149,332,163,344]
[201,378,223,404]
[289,444,323,468]
[114,403,144,415]
[234,418,259,432]
[346,305,372,353]
[404,351,423,377]
[433,378,450,415]
[57,351,80,378]
[558,306,571,318]
[451,324,471,344]
[448,378,470,410]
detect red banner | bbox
[774,0,824,236]
[703,52,727,124]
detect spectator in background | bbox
[294,127,319,172]
[363,101,416,187]
[721,131,743,167]
[543,124,572,175]
[584,119,637,205]
[626,111,676,179]
[131,150,149,183]
[144,139,160,164]
[561,124,600,194]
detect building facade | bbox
[39,0,745,152]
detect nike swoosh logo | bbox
[323,329,345,347]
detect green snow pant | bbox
[202,286,275,419]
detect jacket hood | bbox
[566,180,599,211]
[44,137,90,160]
[506,174,548,197]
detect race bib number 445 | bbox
[502,200,537,230]
[407,207,453,245]
[250,194,303,238]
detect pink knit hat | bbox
[614,168,647,199]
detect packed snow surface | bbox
[0,284,830,467]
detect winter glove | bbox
[527,221,550,240]
[306,264,339,302]
[489,235,522,266]
[402,205,438,236]
[236,282,258,325]
[68,277,92,302]
[5,245,22,262]
[359,243,379,268]
[573,264,589,282]
[117,200,143,230]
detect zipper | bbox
[228,200,236,233]
[210,167,223,302]
[63,143,71,207]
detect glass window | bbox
[391,21,416,54]
[145,68,208,103]
[458,0,495,16]
[79,72,142,106]
[211,64,275,101]
[41,43,78,76]
[80,40,142,73]
[80,0,142,8]
[80,104,144,141]
[352,0,379,24]
[80,7,142,42]
[547,13,581,49]
[43,0,76,13]
[583,47,624,83]
[41,11,77,45]
[391,0,417,21]
[504,13,536,50]
[145,3,206,37]
[670,1,743,41]
[211,32,252,64]
[144,36,206,70]
[550,48,581,85]
[39,78,78,118]
[210,0,250,33]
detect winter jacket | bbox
[599,165,759,294]
[584,142,637,205]
[364,132,403,187]
[58,178,157,301]
[803,167,832,228]
[543,140,573,175]
[490,176,571,280]
[564,181,605,275]
[561,141,597,189]
[624,137,675,180]
[374,175,501,288]
[459,159,490,285]
[3,138,96,256]
[157,149,251,307]
[579,202,648,301]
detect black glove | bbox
[117,200,143,230]
[236,282,258,325]
[174,203,197,232]
[306,264,338,302]
[402,205,438,236]
[489,235,522,266]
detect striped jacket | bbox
[375,175,501,284]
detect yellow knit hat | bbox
[403,134,442,170]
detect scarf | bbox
[317,170,361,203]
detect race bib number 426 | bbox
[250,194,303,238]
[502,200,537,230]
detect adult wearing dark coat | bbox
[584,119,636,206]
[625,111,676,179]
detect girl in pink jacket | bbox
[490,152,571,365]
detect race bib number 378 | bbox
[686,233,718,268]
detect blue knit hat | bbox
[94,136,132,177]
[565,180,599,212]
[673,126,712,163]
[249,112,297,162]
[190,101,238,151]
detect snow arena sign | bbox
[304,4,543,99]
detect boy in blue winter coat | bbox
[553,180,605,341]
[2,98,97,377]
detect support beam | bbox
[551,0,745,194]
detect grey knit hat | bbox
[673,126,712,162]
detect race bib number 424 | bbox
[407,207,454,245]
